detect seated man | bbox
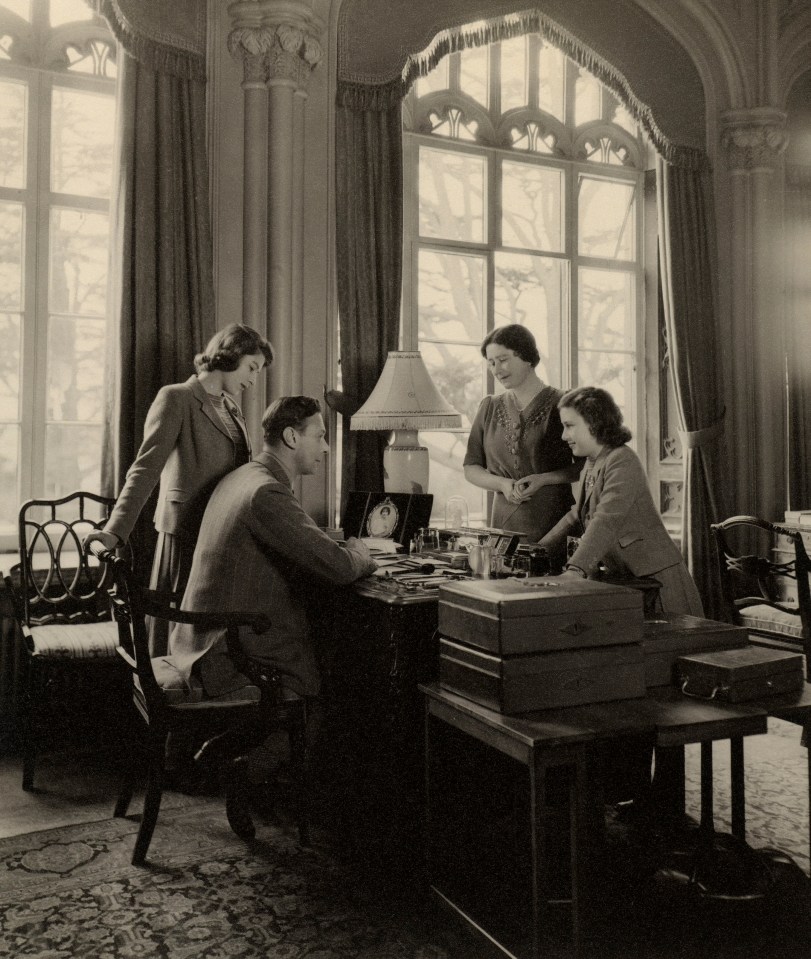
[170,395,377,701]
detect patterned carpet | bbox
[0,799,458,959]
[1,718,809,959]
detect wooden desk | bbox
[420,683,770,959]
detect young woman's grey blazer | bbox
[542,444,684,578]
[106,375,246,545]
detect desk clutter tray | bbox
[437,576,645,713]
[642,614,750,688]
[677,646,805,702]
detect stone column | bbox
[228,0,323,410]
[720,107,788,521]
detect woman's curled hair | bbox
[558,386,632,447]
[480,324,540,367]
[195,324,274,372]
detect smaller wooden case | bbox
[677,646,804,702]
[642,615,750,688]
[439,637,646,713]
[437,576,643,656]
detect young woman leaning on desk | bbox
[540,385,703,617]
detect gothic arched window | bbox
[402,32,657,523]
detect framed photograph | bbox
[341,491,433,547]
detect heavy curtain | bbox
[656,159,728,618]
[786,166,811,511]
[92,0,214,580]
[334,92,403,501]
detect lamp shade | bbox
[350,351,461,495]
[350,352,461,431]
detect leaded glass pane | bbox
[0,78,26,188]
[501,159,563,252]
[578,176,635,259]
[0,312,20,419]
[419,339,483,427]
[49,207,108,315]
[577,350,635,425]
[1,1,30,21]
[578,267,634,352]
[51,86,115,196]
[459,45,488,108]
[0,200,24,311]
[0,424,19,536]
[47,315,104,421]
[500,36,526,112]
[574,68,600,126]
[538,42,564,121]
[418,249,485,345]
[44,422,101,497]
[415,59,448,97]
[424,430,486,525]
[494,251,564,385]
[419,146,485,243]
[49,0,92,26]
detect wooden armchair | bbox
[711,515,811,677]
[91,544,310,866]
[2,491,126,791]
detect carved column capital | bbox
[228,0,324,92]
[720,107,789,175]
[227,25,275,84]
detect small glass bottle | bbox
[444,495,468,531]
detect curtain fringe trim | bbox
[337,7,706,170]
[91,0,206,80]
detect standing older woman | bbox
[540,385,703,616]
[84,323,274,652]
[464,325,582,555]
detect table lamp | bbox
[350,351,462,494]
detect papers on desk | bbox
[362,537,404,555]
[371,555,453,578]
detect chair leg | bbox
[132,736,166,867]
[289,700,311,846]
[114,764,136,818]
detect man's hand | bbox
[344,536,378,575]
[82,529,121,553]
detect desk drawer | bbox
[439,636,645,713]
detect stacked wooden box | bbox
[437,577,645,714]
[642,614,750,687]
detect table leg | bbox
[528,758,547,959]
[700,741,714,837]
[730,735,746,841]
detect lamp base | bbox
[383,430,429,494]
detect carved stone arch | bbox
[411,90,497,144]
[573,119,642,169]
[633,0,751,118]
[779,7,811,105]
[495,107,571,158]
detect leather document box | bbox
[677,646,804,702]
[643,615,750,688]
[439,636,646,713]
[437,576,643,656]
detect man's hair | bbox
[262,396,321,445]
[480,324,540,367]
[558,386,632,447]
[194,323,274,372]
